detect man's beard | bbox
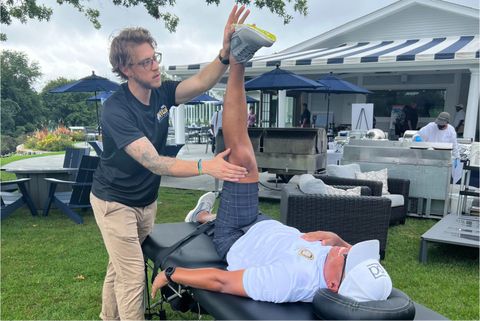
[133,74,161,90]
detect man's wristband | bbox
[218,51,229,65]
[197,159,203,175]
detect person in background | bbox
[418,111,460,164]
[403,103,418,130]
[247,106,256,127]
[452,104,465,137]
[300,103,311,127]
[90,5,250,320]
[210,106,223,153]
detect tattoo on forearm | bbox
[125,138,176,175]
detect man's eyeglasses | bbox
[130,52,162,70]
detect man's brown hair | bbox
[109,27,157,81]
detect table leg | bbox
[419,238,428,263]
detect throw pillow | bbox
[299,174,327,194]
[299,174,361,196]
[326,163,361,179]
[325,185,362,196]
[355,168,390,195]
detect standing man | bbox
[210,106,223,153]
[418,111,460,160]
[404,103,418,130]
[452,104,465,137]
[90,5,250,320]
[300,103,311,127]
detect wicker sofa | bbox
[280,184,391,259]
[315,175,410,225]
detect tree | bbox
[40,78,97,128]
[0,50,45,135]
[1,0,308,40]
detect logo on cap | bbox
[367,262,388,279]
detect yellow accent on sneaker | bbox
[246,24,277,42]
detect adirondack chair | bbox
[88,141,103,156]
[43,155,99,224]
[1,178,38,220]
[63,147,90,168]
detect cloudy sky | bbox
[3,0,478,91]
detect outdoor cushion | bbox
[298,174,361,196]
[356,168,390,195]
[383,194,405,208]
[326,163,361,179]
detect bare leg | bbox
[212,58,260,258]
[222,61,259,183]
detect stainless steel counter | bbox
[342,140,452,217]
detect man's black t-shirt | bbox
[92,81,180,207]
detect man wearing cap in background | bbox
[452,104,465,137]
[418,111,460,166]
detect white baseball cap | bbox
[338,240,392,302]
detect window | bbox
[367,89,446,117]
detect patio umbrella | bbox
[246,95,258,104]
[316,73,372,128]
[289,72,372,128]
[245,66,322,127]
[50,71,120,134]
[244,65,322,91]
[86,91,114,102]
[185,93,219,105]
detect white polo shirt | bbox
[226,220,329,303]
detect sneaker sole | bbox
[235,24,276,44]
[184,192,216,223]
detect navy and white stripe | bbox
[168,35,479,72]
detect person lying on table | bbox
[151,29,392,303]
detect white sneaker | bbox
[184,192,217,223]
[231,24,276,64]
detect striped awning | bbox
[168,35,479,73]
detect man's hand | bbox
[203,148,248,182]
[221,4,250,58]
[301,231,351,248]
[151,271,168,299]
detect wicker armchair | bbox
[315,175,410,225]
[280,184,391,259]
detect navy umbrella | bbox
[214,95,258,106]
[50,71,120,134]
[289,72,372,128]
[86,91,114,102]
[244,66,322,91]
[185,93,220,105]
[316,73,372,129]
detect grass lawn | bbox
[1,156,479,320]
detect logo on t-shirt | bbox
[157,105,168,122]
[298,248,314,260]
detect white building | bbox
[167,0,479,140]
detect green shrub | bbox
[70,131,86,142]
[0,135,19,155]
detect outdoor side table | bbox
[419,214,480,263]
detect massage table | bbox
[142,222,448,320]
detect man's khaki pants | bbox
[91,193,156,321]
